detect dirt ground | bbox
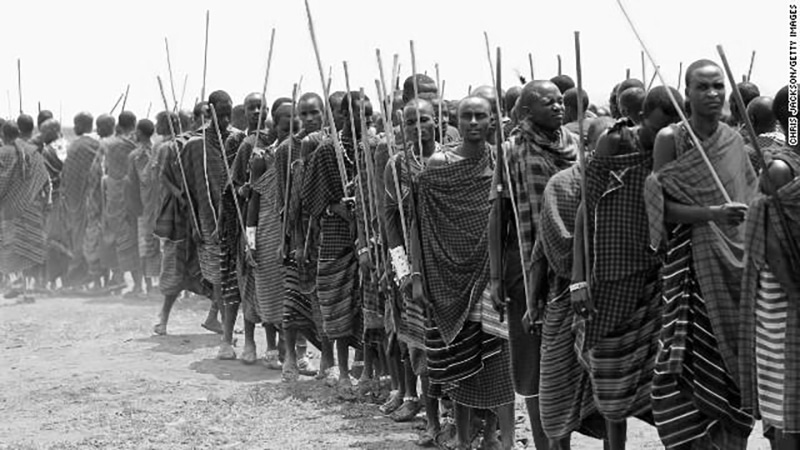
[0,293,772,450]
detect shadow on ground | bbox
[137,333,221,355]
[189,358,284,383]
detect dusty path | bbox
[0,294,771,449]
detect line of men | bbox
[0,56,797,450]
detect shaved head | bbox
[549,75,575,94]
[40,119,61,144]
[746,96,776,135]
[17,114,34,137]
[471,85,502,115]
[619,87,646,124]
[73,111,94,136]
[505,86,522,116]
[684,59,722,91]
[299,92,323,107]
[402,74,438,104]
[404,98,435,116]
[517,81,565,131]
[97,114,116,138]
[730,81,761,124]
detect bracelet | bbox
[569,281,588,292]
[357,247,370,257]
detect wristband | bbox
[357,247,370,257]
[569,281,588,293]
[389,246,411,285]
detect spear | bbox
[616,0,731,202]
[165,37,179,109]
[747,50,756,82]
[359,86,385,278]
[38,102,41,114]
[303,0,348,193]
[201,10,210,102]
[17,59,22,114]
[528,52,535,80]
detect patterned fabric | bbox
[651,224,753,449]
[62,135,100,270]
[540,287,606,440]
[129,142,162,278]
[282,256,322,349]
[252,144,284,325]
[83,143,105,276]
[739,149,800,433]
[418,150,493,344]
[101,135,140,272]
[159,238,211,297]
[754,268,789,430]
[0,142,49,274]
[644,122,757,381]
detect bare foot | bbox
[241,342,257,365]
[217,342,237,360]
[201,318,223,334]
[153,323,167,336]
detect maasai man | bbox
[530,161,607,449]
[192,102,209,131]
[488,80,577,450]
[328,91,347,133]
[0,122,50,296]
[383,99,442,439]
[618,87,646,126]
[728,81,760,130]
[84,114,115,288]
[37,111,54,132]
[739,85,800,450]
[127,118,160,293]
[744,96,783,171]
[247,100,295,368]
[96,114,116,140]
[564,87,592,143]
[177,91,238,358]
[423,96,515,450]
[470,85,503,145]
[17,114,34,141]
[61,112,100,289]
[152,111,219,336]
[571,86,684,449]
[275,92,327,381]
[550,75,575,95]
[231,104,247,132]
[100,111,142,295]
[646,59,757,449]
[302,91,373,390]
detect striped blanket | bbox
[252,147,284,325]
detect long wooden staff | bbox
[647,66,660,91]
[359,86,386,277]
[641,50,646,86]
[253,28,276,153]
[303,0,348,194]
[6,90,12,119]
[677,62,683,90]
[146,102,152,119]
[121,84,130,112]
[209,103,250,247]
[201,10,210,102]
[109,92,124,115]
[157,75,202,239]
[278,83,299,259]
[17,59,23,114]
[625,68,630,80]
[165,37,179,110]
[557,54,562,76]
[179,74,189,112]
[616,0,732,202]
[409,41,424,164]
[343,62,373,266]
[747,50,756,82]
[529,53,535,80]
[435,63,444,145]
[574,31,592,296]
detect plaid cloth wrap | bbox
[252,144,284,325]
[581,127,661,349]
[418,150,494,345]
[0,142,49,274]
[494,120,577,279]
[62,136,100,263]
[739,150,800,432]
[644,122,757,382]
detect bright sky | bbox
[0,0,788,123]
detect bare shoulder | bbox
[767,158,796,189]
[426,151,449,168]
[652,126,677,172]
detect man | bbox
[564,87,591,141]
[37,111,54,131]
[192,101,209,131]
[152,111,219,336]
[550,75,576,94]
[17,114,34,141]
[0,121,50,296]
[503,86,522,136]
[231,104,248,132]
[744,96,783,170]
[488,80,577,449]
[275,92,327,381]
[383,98,442,439]
[247,101,295,368]
[618,87,646,125]
[61,112,101,289]
[728,81,760,129]
[571,86,684,449]
[100,111,142,295]
[302,92,372,389]
[420,95,515,450]
[328,91,347,132]
[177,91,238,358]
[96,114,116,140]
[128,119,160,294]
[646,59,757,449]
[739,85,800,450]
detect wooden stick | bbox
[121,84,130,112]
[303,0,348,192]
[625,68,630,80]
[279,83,299,259]
[747,50,756,82]
[557,54,562,76]
[616,0,731,202]
[641,50,646,85]
[359,86,384,277]
[110,92,124,115]
[574,31,591,293]
[146,102,152,119]
[410,40,424,164]
[6,90,11,119]
[157,75,202,239]
[677,62,683,90]
[326,66,333,95]
[647,66,659,91]
[17,59,23,114]
[435,63,444,144]
[468,85,472,95]
[253,27,276,152]
[179,74,188,111]
[201,10,210,102]
[528,53,535,81]
[209,103,248,240]
[38,102,41,114]
[742,75,747,83]
[165,37,179,109]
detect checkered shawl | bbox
[62,136,100,219]
[644,122,757,380]
[739,150,800,427]
[532,165,581,281]
[0,141,49,219]
[231,131,272,190]
[496,120,578,279]
[418,151,493,345]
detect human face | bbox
[403,104,435,144]
[458,98,492,144]
[244,96,263,130]
[686,65,725,119]
[641,107,680,150]
[298,98,323,133]
[211,101,232,132]
[525,86,564,132]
